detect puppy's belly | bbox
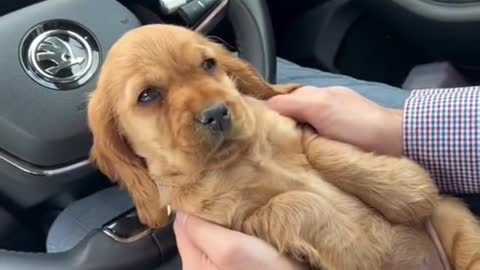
[177,167,444,270]
[307,180,444,270]
[386,225,444,270]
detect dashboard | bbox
[359,0,480,67]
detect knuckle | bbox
[335,86,354,92]
[297,85,318,93]
[326,86,354,95]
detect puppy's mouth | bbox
[203,135,248,166]
[205,132,234,158]
[201,123,249,162]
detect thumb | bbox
[266,87,319,123]
[174,212,218,270]
[179,212,247,268]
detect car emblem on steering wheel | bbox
[35,35,87,77]
[20,20,101,90]
[28,30,92,84]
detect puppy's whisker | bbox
[204,134,226,162]
[230,112,256,141]
[173,126,210,152]
[154,181,182,189]
[153,179,164,206]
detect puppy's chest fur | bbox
[170,140,441,269]
[167,112,373,230]
[162,110,442,269]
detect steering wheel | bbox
[0,0,276,269]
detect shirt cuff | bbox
[403,86,480,194]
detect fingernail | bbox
[175,211,189,227]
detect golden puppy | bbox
[88,24,480,270]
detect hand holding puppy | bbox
[267,86,404,156]
[174,212,307,270]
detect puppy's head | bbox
[88,25,298,226]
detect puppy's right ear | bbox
[87,88,169,228]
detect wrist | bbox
[380,109,404,156]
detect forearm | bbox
[403,87,480,194]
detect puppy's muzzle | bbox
[198,103,231,133]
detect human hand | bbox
[174,212,307,270]
[267,86,403,156]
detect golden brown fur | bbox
[88,24,480,270]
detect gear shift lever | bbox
[102,209,153,242]
[0,208,178,270]
[102,208,177,258]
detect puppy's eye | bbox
[137,88,162,105]
[202,58,217,73]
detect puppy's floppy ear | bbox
[214,44,301,99]
[88,88,169,228]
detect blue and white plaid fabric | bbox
[404,87,480,194]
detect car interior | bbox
[0,0,479,269]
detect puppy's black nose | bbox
[198,103,231,132]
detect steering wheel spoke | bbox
[194,0,229,34]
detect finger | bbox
[266,86,323,123]
[174,215,218,270]
[178,212,247,267]
[178,213,308,270]
[174,217,204,269]
[266,94,311,123]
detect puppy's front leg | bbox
[241,191,384,270]
[303,131,439,225]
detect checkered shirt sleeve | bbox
[403,86,480,194]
